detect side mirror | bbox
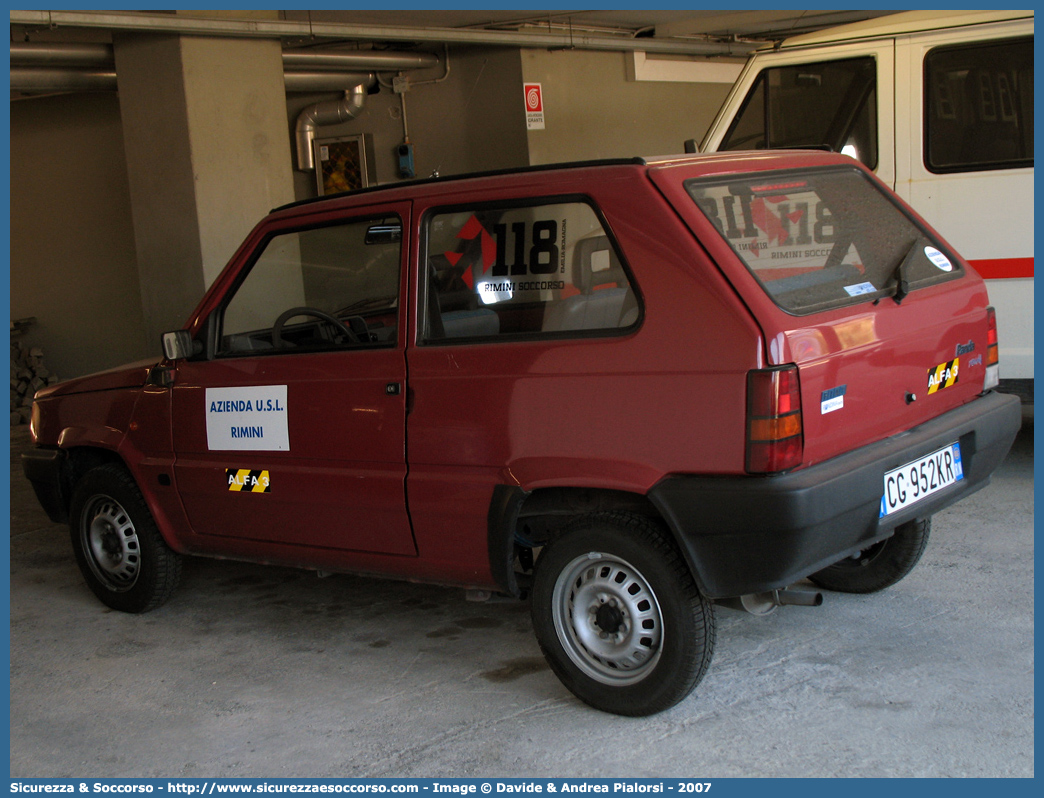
[161,330,196,360]
[683,138,700,154]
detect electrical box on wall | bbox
[397,142,415,179]
[313,133,376,195]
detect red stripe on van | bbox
[968,258,1034,279]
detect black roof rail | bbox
[271,157,648,213]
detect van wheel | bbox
[69,463,182,613]
[809,517,931,594]
[531,512,715,716]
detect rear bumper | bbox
[649,391,1022,598]
[22,447,69,524]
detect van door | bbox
[894,29,1033,383]
[704,41,895,188]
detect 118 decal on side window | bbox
[490,220,562,276]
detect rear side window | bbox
[925,37,1033,173]
[720,57,878,169]
[423,200,639,342]
[687,167,963,315]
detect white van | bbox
[700,10,1033,402]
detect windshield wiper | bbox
[885,238,920,305]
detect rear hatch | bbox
[649,153,996,469]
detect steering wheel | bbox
[271,307,359,349]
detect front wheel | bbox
[531,512,716,716]
[809,517,931,594]
[69,463,183,613]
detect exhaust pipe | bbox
[776,587,824,607]
[716,586,823,616]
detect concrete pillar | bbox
[113,33,295,346]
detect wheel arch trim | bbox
[485,483,717,598]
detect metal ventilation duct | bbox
[11,69,118,93]
[294,83,373,172]
[10,42,437,94]
[10,68,382,95]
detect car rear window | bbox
[686,167,964,315]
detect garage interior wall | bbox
[289,46,531,202]
[10,92,150,380]
[10,42,731,381]
[114,34,297,346]
[521,49,733,164]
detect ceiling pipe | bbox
[10,9,761,57]
[9,42,113,67]
[283,71,376,93]
[10,41,433,95]
[10,66,380,95]
[295,82,372,172]
[10,41,438,72]
[10,68,117,93]
[281,48,437,71]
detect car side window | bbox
[423,200,639,342]
[216,216,401,356]
[924,37,1033,173]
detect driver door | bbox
[170,202,416,556]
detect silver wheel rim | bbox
[551,552,663,685]
[81,494,141,591]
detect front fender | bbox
[58,425,125,451]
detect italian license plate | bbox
[880,443,964,517]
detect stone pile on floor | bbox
[10,334,58,426]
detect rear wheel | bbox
[809,517,931,594]
[531,512,715,716]
[69,463,182,613]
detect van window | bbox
[687,167,962,315]
[925,37,1033,173]
[719,57,878,169]
[423,200,639,342]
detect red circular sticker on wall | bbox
[524,84,543,112]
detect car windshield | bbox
[718,57,878,169]
[685,166,963,314]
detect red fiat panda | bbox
[23,151,1021,716]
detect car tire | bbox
[69,463,183,613]
[530,512,716,716]
[809,517,931,594]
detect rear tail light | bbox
[746,365,803,474]
[984,306,1000,390]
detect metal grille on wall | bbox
[314,134,370,195]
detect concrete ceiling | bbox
[9,7,900,97]
[11,9,899,49]
[281,9,898,44]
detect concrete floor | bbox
[8,422,1034,778]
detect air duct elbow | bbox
[295,82,369,172]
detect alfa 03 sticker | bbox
[205,385,289,451]
[226,468,271,493]
[927,359,959,395]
